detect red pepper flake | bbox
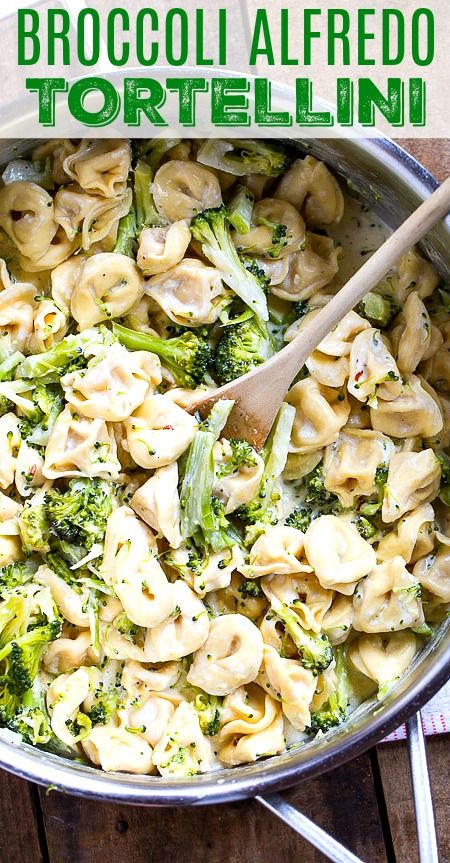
[354,371,363,382]
[29,465,36,477]
[163,425,174,430]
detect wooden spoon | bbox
[191,175,450,449]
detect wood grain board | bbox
[0,138,449,863]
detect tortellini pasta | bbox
[232,198,305,259]
[130,462,182,548]
[349,631,418,688]
[152,160,222,221]
[0,181,57,259]
[376,504,435,564]
[61,344,161,422]
[54,185,132,251]
[70,253,143,329]
[123,394,197,469]
[353,556,424,633]
[274,155,344,225]
[212,438,264,513]
[144,579,209,661]
[413,539,450,603]
[287,378,350,453]
[241,525,311,578]
[63,139,131,198]
[382,449,441,523]
[389,292,431,376]
[145,259,230,326]
[0,284,37,352]
[370,375,443,439]
[348,329,402,405]
[304,515,376,594]
[273,233,341,301]
[187,614,264,695]
[137,221,191,276]
[152,701,213,776]
[323,428,394,507]
[101,506,174,628]
[83,724,154,775]
[43,406,121,480]
[217,683,285,766]
[259,645,316,730]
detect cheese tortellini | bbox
[145,259,230,326]
[0,137,447,781]
[70,253,143,329]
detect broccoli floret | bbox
[227,184,254,234]
[134,159,165,228]
[0,558,39,596]
[87,686,120,727]
[197,139,293,176]
[358,292,400,328]
[274,600,333,675]
[113,205,137,257]
[0,595,32,650]
[191,206,268,322]
[179,400,242,552]
[17,327,115,381]
[0,619,61,727]
[375,464,388,488]
[19,383,64,448]
[193,692,222,736]
[213,314,274,385]
[236,404,295,538]
[308,645,351,732]
[216,438,257,479]
[238,579,264,599]
[45,477,113,553]
[293,301,311,320]
[283,467,341,535]
[254,216,289,259]
[113,322,212,389]
[355,515,377,540]
[283,466,340,535]
[304,466,341,511]
[436,451,450,505]
[9,677,52,745]
[285,508,312,533]
[113,612,139,644]
[18,502,49,554]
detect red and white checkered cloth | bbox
[384,683,450,741]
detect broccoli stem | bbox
[114,205,137,257]
[227,185,254,234]
[133,138,181,172]
[191,207,269,322]
[134,160,165,228]
[358,292,399,327]
[180,400,234,546]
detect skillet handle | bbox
[257,711,439,863]
[256,793,365,863]
[407,712,440,863]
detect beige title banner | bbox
[0,0,449,138]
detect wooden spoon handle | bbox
[281,173,450,378]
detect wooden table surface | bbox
[0,138,449,863]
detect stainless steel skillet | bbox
[0,135,448,863]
